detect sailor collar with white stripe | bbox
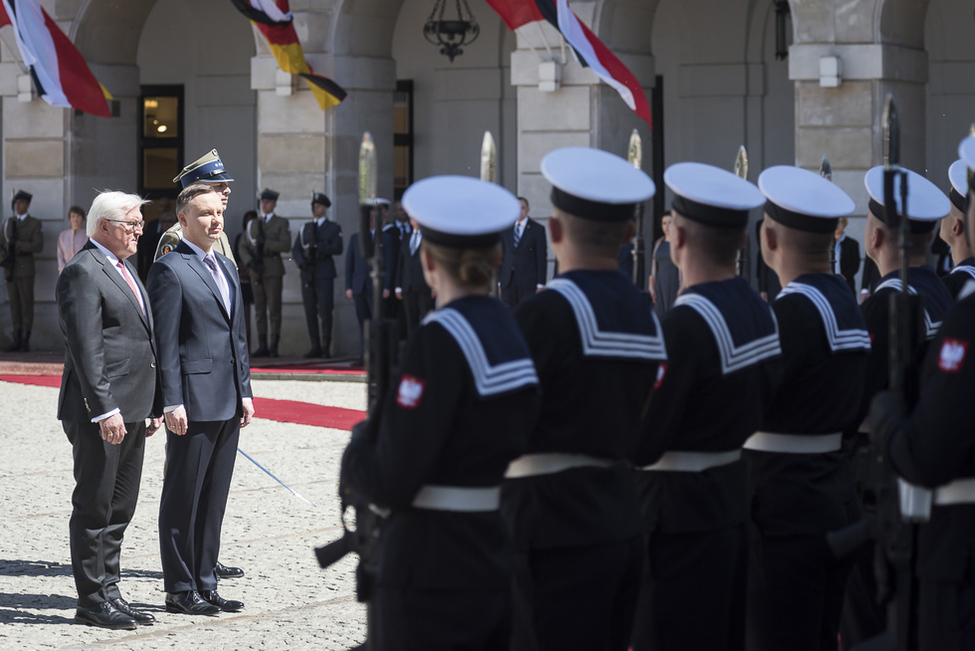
[422,303,538,397]
[403,176,520,248]
[541,147,655,222]
[874,278,943,340]
[545,275,667,362]
[665,162,764,228]
[777,276,871,353]
[674,280,781,375]
[758,166,855,234]
[864,166,949,233]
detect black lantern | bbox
[774,0,791,61]
[423,0,480,62]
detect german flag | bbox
[229,0,346,110]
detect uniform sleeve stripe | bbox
[546,278,667,361]
[778,283,871,353]
[674,293,782,375]
[425,309,539,397]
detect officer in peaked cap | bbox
[941,160,975,299]
[842,165,955,647]
[631,162,782,651]
[341,175,540,651]
[864,134,975,651]
[501,147,666,651]
[240,188,290,357]
[292,192,342,358]
[374,197,401,328]
[1,188,43,351]
[746,166,869,651]
[153,149,237,267]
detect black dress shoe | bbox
[303,347,323,359]
[75,602,138,630]
[215,561,244,579]
[164,591,220,616]
[111,597,155,625]
[199,590,244,612]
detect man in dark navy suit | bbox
[499,197,547,309]
[346,208,375,363]
[395,216,434,336]
[147,183,253,616]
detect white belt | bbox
[743,431,842,454]
[934,478,975,506]
[504,453,616,479]
[411,485,501,512]
[640,450,741,472]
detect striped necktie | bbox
[514,223,523,248]
[204,255,232,315]
[116,261,145,315]
[410,230,420,256]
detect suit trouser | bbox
[63,418,146,608]
[5,274,34,330]
[402,290,434,336]
[501,285,534,311]
[376,585,511,651]
[252,274,283,338]
[352,289,373,356]
[746,520,857,651]
[512,537,643,651]
[301,275,335,345]
[158,417,239,593]
[633,524,748,651]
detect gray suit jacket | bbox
[147,240,251,422]
[56,241,161,422]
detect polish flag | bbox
[485,0,652,127]
[0,0,111,117]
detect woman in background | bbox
[57,206,87,273]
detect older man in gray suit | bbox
[148,183,254,616]
[57,191,163,630]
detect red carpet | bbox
[0,375,364,431]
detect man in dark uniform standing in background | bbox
[293,192,342,358]
[240,189,290,357]
[747,166,870,650]
[499,197,547,309]
[395,215,434,336]
[345,208,374,364]
[377,198,401,327]
[866,133,975,651]
[941,159,975,300]
[504,147,665,651]
[1,190,43,351]
[834,216,861,295]
[632,162,781,651]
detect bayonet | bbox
[628,129,642,170]
[820,155,832,181]
[734,145,748,180]
[480,131,497,184]
[627,130,646,288]
[358,133,377,260]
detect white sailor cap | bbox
[402,175,520,248]
[864,166,949,233]
[758,165,855,234]
[948,159,968,213]
[958,135,975,194]
[664,162,764,228]
[540,147,655,222]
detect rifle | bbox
[734,146,749,278]
[628,129,647,289]
[2,216,17,282]
[822,155,838,272]
[827,95,926,651]
[315,132,397,651]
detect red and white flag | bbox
[485,0,651,127]
[0,0,111,117]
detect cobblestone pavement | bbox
[0,379,368,650]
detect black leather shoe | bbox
[199,590,244,612]
[164,591,220,616]
[303,347,323,359]
[215,561,244,579]
[75,602,138,630]
[111,597,155,625]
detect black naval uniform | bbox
[504,270,667,651]
[292,218,343,352]
[745,274,870,651]
[870,281,975,650]
[633,276,781,651]
[341,296,539,651]
[943,256,975,300]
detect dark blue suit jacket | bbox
[345,231,374,295]
[147,240,251,422]
[396,233,430,294]
[500,218,547,291]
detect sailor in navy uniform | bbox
[842,164,955,647]
[865,134,975,651]
[746,166,870,651]
[502,148,665,651]
[341,176,540,651]
[941,159,975,300]
[632,162,781,651]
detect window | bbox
[138,85,184,201]
[393,80,414,198]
